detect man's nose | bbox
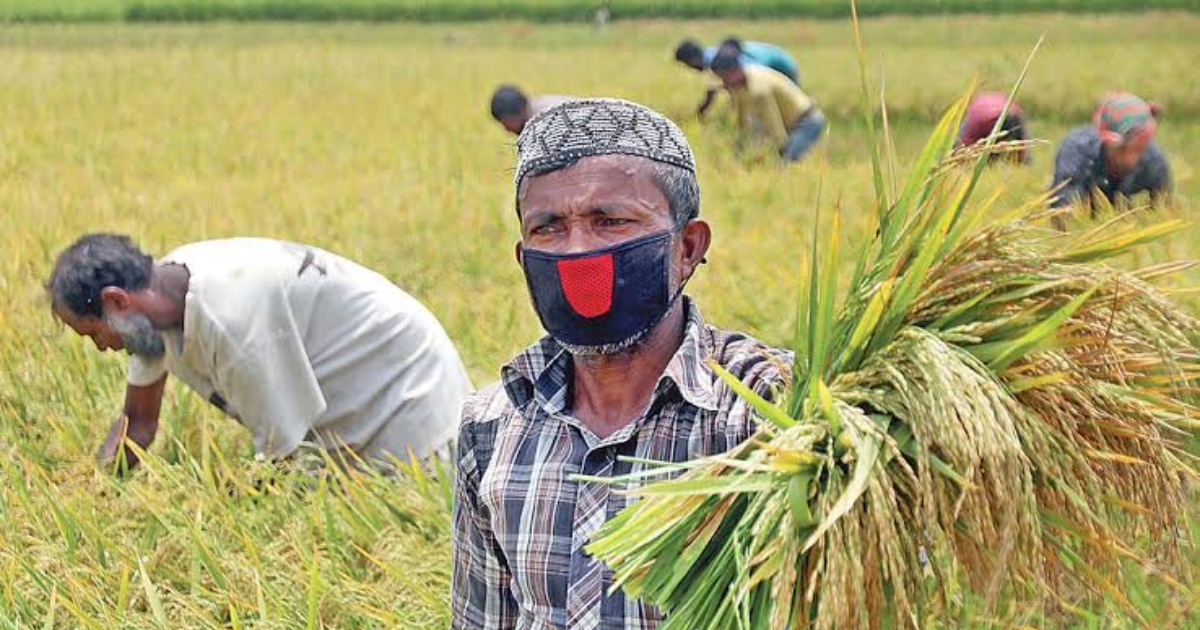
[563,226,606,255]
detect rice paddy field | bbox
[1,10,1199,628]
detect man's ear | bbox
[98,286,133,315]
[678,219,712,281]
[514,241,524,266]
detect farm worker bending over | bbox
[710,50,826,163]
[1050,91,1171,226]
[489,84,573,136]
[450,98,790,628]
[718,37,800,85]
[957,92,1030,164]
[48,235,473,471]
[674,36,801,119]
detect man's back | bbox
[740,40,799,84]
[129,238,472,460]
[702,41,799,84]
[731,65,814,148]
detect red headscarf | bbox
[1093,92,1159,144]
[958,92,1025,147]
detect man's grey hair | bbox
[648,160,700,227]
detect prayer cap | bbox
[514,98,695,194]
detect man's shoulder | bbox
[166,239,294,294]
[1145,140,1170,164]
[460,381,516,428]
[706,325,792,392]
[1137,142,1171,185]
[164,237,279,262]
[1054,126,1099,166]
[455,380,521,478]
[744,41,785,58]
[1059,126,1098,150]
[746,66,791,94]
[743,65,773,85]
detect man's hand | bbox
[99,378,167,474]
[97,414,135,473]
[695,88,718,120]
[97,412,157,474]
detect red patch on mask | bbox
[557,254,614,318]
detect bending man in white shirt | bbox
[48,234,473,471]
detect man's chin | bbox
[559,297,683,359]
[122,337,166,359]
[561,328,652,358]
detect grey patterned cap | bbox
[514,98,696,193]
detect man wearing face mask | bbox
[47,234,472,471]
[1050,92,1171,229]
[451,99,791,629]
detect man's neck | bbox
[569,304,687,439]
[142,263,190,330]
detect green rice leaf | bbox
[849,0,887,218]
[709,361,797,430]
[801,430,882,553]
[626,473,778,497]
[983,286,1097,371]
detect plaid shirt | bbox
[450,301,791,630]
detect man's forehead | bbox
[527,154,654,184]
[53,303,93,331]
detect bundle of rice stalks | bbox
[582,57,1200,630]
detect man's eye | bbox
[531,223,563,236]
[598,217,630,227]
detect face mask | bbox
[521,230,682,354]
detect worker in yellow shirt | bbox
[710,50,826,163]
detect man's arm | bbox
[97,375,167,472]
[734,95,750,132]
[1049,135,1092,210]
[756,92,790,151]
[450,414,519,629]
[1048,136,1094,230]
[695,87,718,119]
[1142,145,1172,209]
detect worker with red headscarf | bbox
[1049,92,1171,221]
[957,92,1030,164]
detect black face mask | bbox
[520,230,681,352]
